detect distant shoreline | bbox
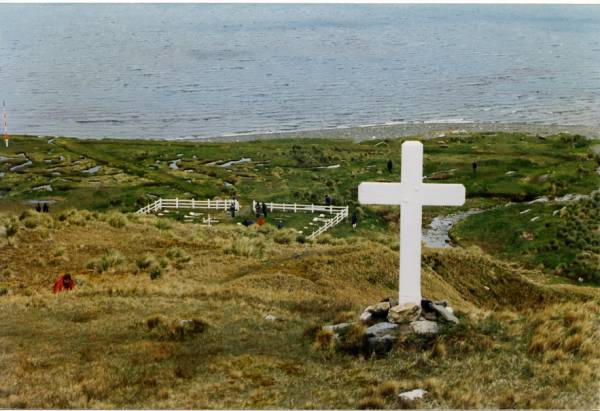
[200,122,600,143]
[21,122,600,143]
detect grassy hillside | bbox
[0,210,598,409]
[0,131,599,408]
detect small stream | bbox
[423,209,482,248]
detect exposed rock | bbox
[388,303,421,324]
[432,303,459,324]
[264,314,278,321]
[399,389,427,401]
[410,320,439,334]
[366,322,401,338]
[371,301,391,313]
[359,311,373,324]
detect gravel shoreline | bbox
[199,122,600,143]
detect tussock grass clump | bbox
[165,246,191,267]
[0,287,8,296]
[57,208,95,226]
[87,249,125,274]
[135,254,154,271]
[107,213,127,229]
[225,237,266,259]
[4,217,19,238]
[149,266,162,280]
[272,229,296,245]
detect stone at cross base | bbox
[358,141,466,306]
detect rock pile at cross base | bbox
[322,298,459,354]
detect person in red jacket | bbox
[53,273,75,293]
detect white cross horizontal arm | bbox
[421,184,466,206]
[358,182,404,205]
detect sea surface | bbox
[1,5,599,139]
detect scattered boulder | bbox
[431,303,459,324]
[360,301,391,324]
[366,322,401,338]
[388,303,421,324]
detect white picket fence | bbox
[136,198,237,214]
[254,200,349,239]
[136,198,349,239]
[308,207,349,239]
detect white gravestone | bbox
[358,141,465,305]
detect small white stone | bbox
[399,389,427,401]
[264,314,277,321]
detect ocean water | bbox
[1,4,599,139]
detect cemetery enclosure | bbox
[136,197,349,239]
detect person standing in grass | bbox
[351,212,358,229]
[255,201,261,217]
[35,203,41,212]
[325,194,332,206]
[387,159,393,173]
[262,202,268,218]
[53,273,75,293]
[42,203,49,213]
[472,161,478,174]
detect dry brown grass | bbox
[0,210,598,408]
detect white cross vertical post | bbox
[358,141,466,306]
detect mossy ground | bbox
[0,131,599,408]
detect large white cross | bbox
[358,141,465,306]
